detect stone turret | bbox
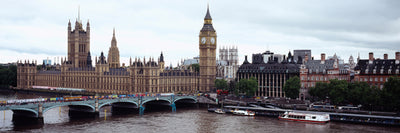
[107,28,120,68]
[96,52,109,74]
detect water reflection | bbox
[0,92,400,132]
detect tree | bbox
[328,79,348,105]
[228,80,236,93]
[347,81,376,106]
[8,65,17,87]
[381,76,400,111]
[235,77,257,97]
[190,64,199,72]
[308,79,348,104]
[215,79,228,90]
[0,65,17,88]
[283,76,300,99]
[309,82,329,101]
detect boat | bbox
[278,111,330,123]
[215,109,225,114]
[232,109,255,116]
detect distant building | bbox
[237,51,300,97]
[0,62,17,68]
[299,53,350,100]
[182,57,199,67]
[293,50,311,63]
[348,55,356,70]
[354,52,400,89]
[43,59,52,66]
[217,46,239,81]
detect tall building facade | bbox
[17,7,222,94]
[237,51,300,97]
[353,52,400,89]
[68,19,90,68]
[199,6,217,92]
[299,53,350,100]
[293,50,311,63]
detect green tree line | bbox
[0,65,17,88]
[309,77,400,112]
[235,77,257,97]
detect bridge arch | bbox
[141,98,171,105]
[98,100,139,109]
[43,103,96,113]
[173,97,197,103]
[11,108,38,117]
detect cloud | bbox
[0,0,399,65]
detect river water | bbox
[0,91,399,133]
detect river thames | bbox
[0,91,399,133]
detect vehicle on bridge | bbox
[217,90,229,95]
[32,86,86,92]
[338,106,360,111]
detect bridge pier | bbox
[139,105,145,115]
[95,99,99,112]
[171,102,176,112]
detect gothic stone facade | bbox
[217,46,239,81]
[16,7,219,94]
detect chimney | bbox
[369,52,374,64]
[396,52,400,64]
[321,53,326,64]
[369,52,374,60]
[384,53,388,60]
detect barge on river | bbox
[279,111,330,123]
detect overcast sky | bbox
[1,0,399,66]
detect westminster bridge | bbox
[0,95,197,124]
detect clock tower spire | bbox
[199,4,217,92]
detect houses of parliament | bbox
[16,6,217,94]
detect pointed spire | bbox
[204,3,212,20]
[78,5,80,22]
[130,56,132,65]
[160,51,164,62]
[111,28,117,46]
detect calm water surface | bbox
[0,91,399,133]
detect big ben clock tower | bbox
[199,5,217,92]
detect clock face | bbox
[211,37,215,44]
[201,37,206,44]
